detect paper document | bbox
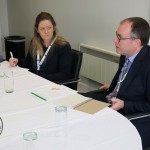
[50,94,91,108]
[0,61,29,77]
[30,85,77,101]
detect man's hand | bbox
[110,97,124,110]
[99,83,110,91]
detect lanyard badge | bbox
[36,38,56,71]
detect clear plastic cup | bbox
[4,70,14,93]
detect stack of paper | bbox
[30,85,77,101]
[30,85,110,114]
[50,94,91,108]
[0,61,29,77]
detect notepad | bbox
[51,94,91,108]
[74,99,110,114]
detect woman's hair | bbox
[121,17,150,46]
[30,12,69,59]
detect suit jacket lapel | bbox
[118,46,148,94]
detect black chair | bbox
[59,49,83,90]
[126,113,150,150]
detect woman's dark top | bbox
[18,42,72,83]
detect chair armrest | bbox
[58,78,80,85]
[85,89,108,94]
[126,112,150,121]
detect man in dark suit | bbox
[82,17,150,148]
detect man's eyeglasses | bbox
[116,32,139,42]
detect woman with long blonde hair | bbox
[9,12,72,82]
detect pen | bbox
[31,92,47,101]
[10,51,13,59]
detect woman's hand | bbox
[9,57,18,67]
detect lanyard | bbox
[116,72,127,92]
[37,38,56,71]
[115,58,131,92]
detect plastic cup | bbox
[4,70,14,93]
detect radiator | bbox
[79,43,120,84]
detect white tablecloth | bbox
[0,106,142,150]
[0,61,142,150]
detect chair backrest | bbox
[71,49,83,79]
[59,49,83,90]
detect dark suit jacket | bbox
[18,43,72,83]
[109,45,150,114]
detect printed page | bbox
[0,61,29,77]
[50,94,91,108]
[30,85,77,101]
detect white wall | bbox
[0,0,8,55]
[0,24,2,53]
[5,0,149,53]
